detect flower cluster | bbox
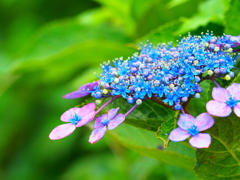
[91,33,237,110]
[50,33,240,148]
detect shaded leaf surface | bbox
[194,114,240,179]
[187,80,213,117]
[5,19,136,88]
[177,0,229,34]
[224,0,240,35]
[137,21,183,45]
[233,74,240,83]
[100,98,177,132]
[108,123,196,170]
[156,116,177,148]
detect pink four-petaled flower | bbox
[89,108,125,144]
[49,103,96,140]
[206,83,240,117]
[169,113,214,148]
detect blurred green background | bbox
[0,0,239,179]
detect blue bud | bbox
[127,96,134,104]
[174,104,182,110]
[220,68,227,74]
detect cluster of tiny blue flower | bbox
[91,33,236,110]
[49,33,240,148]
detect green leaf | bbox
[137,21,183,45]
[167,0,191,8]
[224,0,240,35]
[155,111,179,148]
[187,80,212,117]
[76,8,111,26]
[108,123,196,170]
[194,114,240,179]
[232,57,240,78]
[62,153,128,180]
[233,73,240,83]
[13,20,131,64]
[177,0,229,34]
[6,19,136,86]
[133,0,201,38]
[100,98,177,132]
[93,0,135,35]
[131,0,158,20]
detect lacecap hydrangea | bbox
[49,33,240,148]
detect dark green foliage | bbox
[100,98,176,132]
[194,114,240,179]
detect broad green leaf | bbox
[232,57,240,77]
[194,114,240,179]
[155,113,179,148]
[0,73,20,97]
[134,0,201,38]
[128,156,198,180]
[76,8,111,26]
[108,123,196,170]
[13,21,131,64]
[176,0,230,34]
[137,21,183,45]
[60,153,127,180]
[93,0,135,35]
[131,0,158,20]
[5,19,136,87]
[187,80,212,117]
[100,98,177,132]
[167,0,190,8]
[224,0,240,35]
[233,73,240,83]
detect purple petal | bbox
[60,108,81,122]
[212,87,229,102]
[79,81,99,91]
[226,83,240,100]
[206,100,232,117]
[108,114,125,130]
[177,114,195,130]
[63,81,99,99]
[107,108,120,120]
[169,127,191,141]
[89,126,107,144]
[189,133,211,148]
[195,113,214,131]
[76,111,96,127]
[94,114,108,128]
[49,123,76,140]
[230,35,240,47]
[63,90,89,99]
[78,102,96,117]
[234,102,240,117]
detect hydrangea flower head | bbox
[206,83,240,117]
[90,33,236,110]
[169,113,214,148]
[89,107,125,144]
[49,102,96,140]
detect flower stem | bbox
[124,104,138,117]
[181,108,185,114]
[96,96,121,114]
[211,79,220,87]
